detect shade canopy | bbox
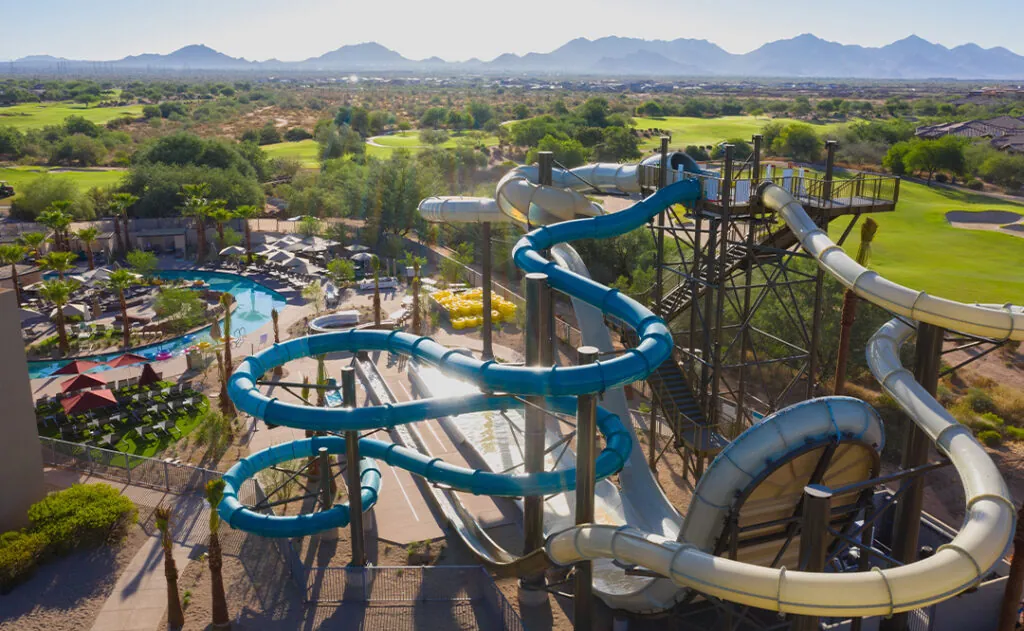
[50,359,103,375]
[138,363,161,386]
[51,303,89,320]
[219,246,246,256]
[106,352,148,368]
[345,244,370,253]
[252,243,276,254]
[267,250,293,263]
[60,389,118,414]
[61,373,107,393]
[350,252,374,262]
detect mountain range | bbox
[9,35,1024,80]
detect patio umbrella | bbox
[61,373,107,393]
[106,352,148,368]
[350,252,374,263]
[19,307,43,322]
[252,243,276,254]
[51,303,89,320]
[268,250,293,263]
[345,244,370,253]
[137,363,161,387]
[61,389,118,415]
[283,241,307,253]
[50,359,103,375]
[219,245,246,256]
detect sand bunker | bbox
[946,209,1024,239]
[946,210,1023,225]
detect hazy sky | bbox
[4,0,1024,61]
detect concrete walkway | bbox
[90,537,191,631]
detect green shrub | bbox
[964,387,996,414]
[966,179,984,190]
[968,412,1005,433]
[0,531,48,593]
[978,430,1002,447]
[1005,426,1024,442]
[27,484,136,555]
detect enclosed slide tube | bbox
[418,152,702,227]
[547,183,1018,617]
[221,179,700,536]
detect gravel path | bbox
[0,525,149,631]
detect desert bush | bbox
[0,531,48,593]
[978,430,1002,447]
[27,483,137,555]
[1005,426,1024,442]
[964,387,996,414]
[966,179,984,190]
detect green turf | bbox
[262,139,320,169]
[369,130,500,153]
[0,101,145,130]
[827,180,1024,304]
[0,166,127,202]
[633,115,853,150]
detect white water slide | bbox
[418,159,1017,617]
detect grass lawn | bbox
[827,179,1024,304]
[632,115,854,151]
[369,130,500,154]
[0,166,126,203]
[114,400,207,460]
[0,101,145,130]
[262,139,320,169]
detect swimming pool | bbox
[28,270,288,379]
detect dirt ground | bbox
[0,524,149,631]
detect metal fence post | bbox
[164,461,171,491]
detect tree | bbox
[17,231,47,258]
[0,245,27,304]
[771,124,823,163]
[371,255,381,326]
[526,134,589,168]
[403,253,426,335]
[712,138,753,162]
[74,226,99,270]
[126,249,158,278]
[106,269,138,349]
[326,259,355,286]
[10,177,94,221]
[219,293,236,417]
[38,251,76,280]
[38,205,73,251]
[298,216,321,238]
[38,279,75,356]
[595,126,641,162]
[181,183,211,261]
[233,205,261,263]
[109,192,139,255]
[420,129,449,146]
[302,280,324,313]
[271,308,283,378]
[979,154,1024,190]
[204,480,231,629]
[207,201,234,252]
[903,138,966,184]
[154,506,185,630]
[883,141,912,176]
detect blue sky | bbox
[3,0,1023,61]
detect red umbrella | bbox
[61,373,107,393]
[60,389,118,415]
[50,360,103,376]
[106,353,149,368]
[137,363,161,387]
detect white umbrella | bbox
[350,252,374,263]
[283,241,307,253]
[252,243,276,254]
[345,244,370,253]
[285,258,313,274]
[279,235,302,245]
[268,250,293,263]
[261,235,280,244]
[219,245,246,256]
[51,303,89,320]
[19,307,43,322]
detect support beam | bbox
[522,272,553,597]
[823,140,838,200]
[881,322,943,631]
[709,144,733,426]
[998,503,1024,631]
[792,485,832,631]
[807,267,825,399]
[317,447,333,510]
[651,136,669,469]
[573,346,599,631]
[481,221,493,360]
[342,367,366,567]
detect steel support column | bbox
[481,221,493,360]
[792,485,832,631]
[342,367,365,566]
[573,346,599,630]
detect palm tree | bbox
[38,251,77,280]
[204,480,231,629]
[834,218,879,395]
[219,293,235,417]
[271,308,283,378]
[0,245,27,304]
[38,279,74,356]
[207,202,234,252]
[74,226,99,270]
[180,184,211,261]
[371,255,381,326]
[38,204,73,252]
[16,231,47,258]
[232,205,260,264]
[403,253,426,335]
[106,269,138,349]
[154,506,185,630]
[110,192,138,256]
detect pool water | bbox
[28,270,287,379]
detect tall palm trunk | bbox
[119,290,130,349]
[9,263,20,305]
[196,217,207,261]
[219,296,235,417]
[113,215,122,255]
[121,212,131,254]
[208,531,230,627]
[244,224,252,264]
[217,223,226,251]
[85,243,94,270]
[55,309,69,356]
[157,511,185,630]
[271,309,283,378]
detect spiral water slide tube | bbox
[220,178,696,539]
[545,182,1019,617]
